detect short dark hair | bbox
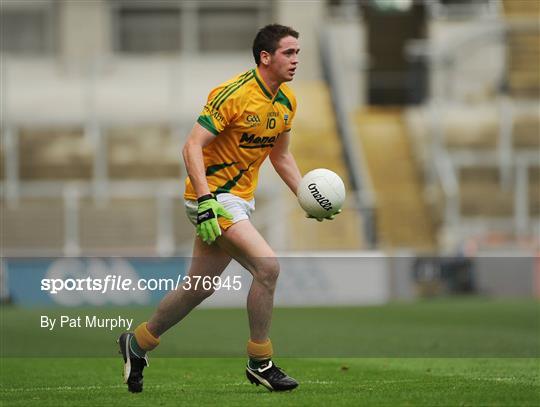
[252,24,299,65]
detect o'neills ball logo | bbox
[308,183,333,211]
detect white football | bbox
[297,168,345,218]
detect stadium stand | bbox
[287,82,365,250]
[2,198,65,254]
[79,198,157,254]
[107,126,181,179]
[1,0,538,256]
[504,0,540,98]
[401,0,539,249]
[19,128,92,180]
[354,108,435,250]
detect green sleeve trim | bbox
[197,115,219,136]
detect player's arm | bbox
[182,122,215,198]
[269,131,302,196]
[182,123,232,243]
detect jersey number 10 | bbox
[266,118,276,129]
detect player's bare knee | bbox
[254,258,280,290]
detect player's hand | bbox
[306,209,342,222]
[196,195,233,244]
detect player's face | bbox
[269,36,300,82]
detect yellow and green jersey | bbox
[184,67,297,201]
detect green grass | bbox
[1,298,538,357]
[1,358,538,406]
[1,298,539,405]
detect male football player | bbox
[118,24,339,393]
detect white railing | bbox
[319,24,377,248]
[2,179,182,257]
[1,177,296,257]
[408,20,539,244]
[1,54,281,257]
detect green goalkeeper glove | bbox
[196,194,233,244]
[306,209,342,222]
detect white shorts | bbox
[184,193,255,230]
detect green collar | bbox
[254,67,275,100]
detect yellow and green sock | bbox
[247,338,273,369]
[131,322,160,358]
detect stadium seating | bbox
[287,82,365,250]
[2,80,365,255]
[3,125,190,255]
[407,100,539,237]
[107,126,181,179]
[1,198,65,254]
[392,0,540,247]
[503,0,540,98]
[79,198,157,254]
[2,0,537,255]
[19,128,92,180]
[354,108,436,251]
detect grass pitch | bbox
[1,358,538,406]
[1,298,539,406]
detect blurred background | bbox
[1,0,539,308]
